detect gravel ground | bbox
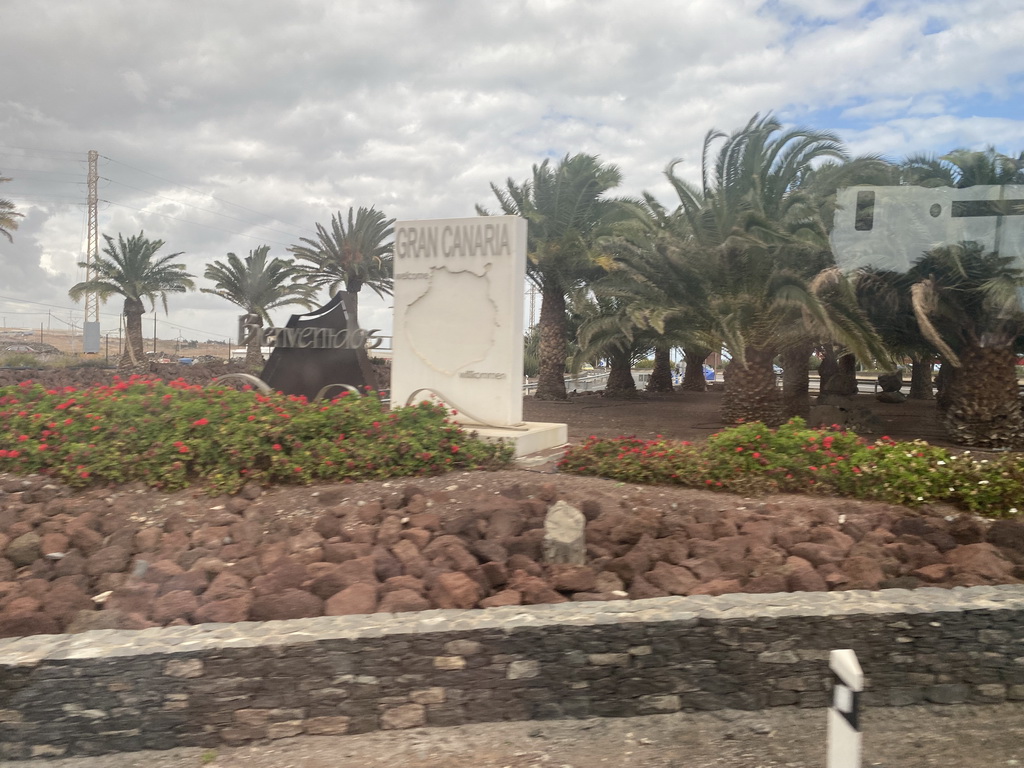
[8,702,1023,768]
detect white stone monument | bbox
[390,215,566,456]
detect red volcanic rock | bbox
[325,583,379,616]
[105,583,159,615]
[85,545,131,577]
[744,573,789,593]
[987,520,1024,553]
[41,582,94,627]
[430,572,483,609]
[480,589,522,608]
[250,589,323,621]
[151,590,199,624]
[160,569,209,596]
[377,516,404,547]
[306,561,377,600]
[381,575,426,595]
[894,541,944,571]
[377,588,431,613]
[807,527,855,554]
[0,611,60,638]
[787,567,828,592]
[645,562,698,596]
[509,569,569,604]
[689,578,744,596]
[194,594,252,623]
[39,533,69,556]
[485,508,526,540]
[323,541,374,563]
[548,564,598,593]
[400,528,433,550]
[200,572,250,604]
[656,536,690,566]
[839,556,886,590]
[946,543,1015,581]
[627,574,669,600]
[313,512,343,540]
[141,559,185,587]
[912,563,955,583]
[788,542,845,567]
[480,561,509,588]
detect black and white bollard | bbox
[827,649,863,768]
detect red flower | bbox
[451,445,460,453]
[178,445,190,454]
[192,418,209,426]
[272,443,282,451]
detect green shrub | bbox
[0,376,512,493]
[558,418,1022,518]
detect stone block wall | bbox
[1,585,1023,759]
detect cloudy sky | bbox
[2,0,1023,349]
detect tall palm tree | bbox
[68,232,194,369]
[288,206,394,329]
[479,153,633,400]
[0,174,23,243]
[202,246,316,370]
[908,241,1024,448]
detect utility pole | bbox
[80,150,102,354]
[85,151,99,326]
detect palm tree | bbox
[1,174,23,243]
[202,246,316,369]
[663,114,885,424]
[904,147,1024,188]
[907,241,1024,448]
[68,232,194,369]
[288,206,394,329]
[479,153,633,400]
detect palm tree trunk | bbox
[604,349,637,397]
[940,346,1022,449]
[535,286,568,400]
[722,347,783,426]
[819,348,858,397]
[120,301,145,371]
[781,341,812,420]
[908,354,934,400]
[645,344,674,392]
[681,346,710,391]
[244,314,264,371]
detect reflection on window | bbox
[855,191,875,231]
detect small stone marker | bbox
[827,648,863,768]
[542,500,586,565]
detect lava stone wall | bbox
[2,585,1023,760]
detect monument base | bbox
[467,421,568,458]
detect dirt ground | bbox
[7,385,1024,767]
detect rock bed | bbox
[1,470,1022,638]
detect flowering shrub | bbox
[558,418,1022,518]
[0,377,512,493]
